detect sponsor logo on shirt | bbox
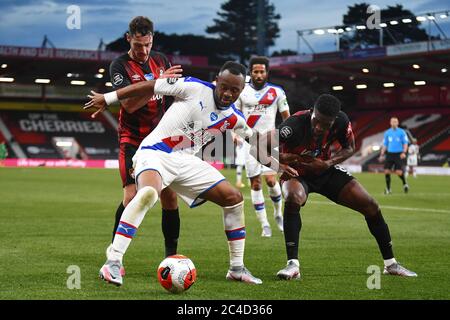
[113,73,123,86]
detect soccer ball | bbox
[157,255,196,293]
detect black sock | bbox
[162,208,180,257]
[399,174,406,185]
[283,202,302,261]
[385,174,391,190]
[112,202,125,242]
[365,211,394,260]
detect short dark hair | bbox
[249,56,269,72]
[314,94,341,117]
[129,16,154,36]
[219,61,247,77]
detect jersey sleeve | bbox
[109,59,131,90]
[278,115,302,144]
[277,89,290,114]
[154,77,196,99]
[383,131,389,147]
[401,130,409,145]
[336,114,354,148]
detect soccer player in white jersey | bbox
[234,56,290,237]
[406,138,420,178]
[85,62,262,286]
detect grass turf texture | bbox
[0,167,449,300]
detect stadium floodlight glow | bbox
[379,23,388,28]
[356,25,366,30]
[35,78,51,84]
[413,64,420,69]
[70,80,86,85]
[362,68,369,73]
[327,29,338,34]
[427,15,435,20]
[356,84,367,89]
[390,20,399,25]
[313,29,325,35]
[345,27,352,32]
[105,82,113,87]
[440,13,448,19]
[402,18,412,23]
[414,81,426,86]
[384,82,395,88]
[67,73,73,77]
[0,77,14,82]
[372,145,381,151]
[442,68,448,73]
[332,86,344,91]
[98,68,105,73]
[1,64,7,68]
[337,28,344,33]
[56,141,73,147]
[417,16,427,22]
[95,73,103,79]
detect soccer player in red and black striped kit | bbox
[252,94,417,279]
[100,17,182,265]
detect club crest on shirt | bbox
[210,112,218,121]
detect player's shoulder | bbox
[231,103,246,120]
[149,50,169,64]
[292,109,311,119]
[110,53,130,68]
[336,110,350,123]
[266,82,285,93]
[182,76,215,90]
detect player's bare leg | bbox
[276,179,305,280]
[250,175,271,237]
[336,180,416,277]
[100,171,162,286]
[264,174,283,232]
[202,180,262,284]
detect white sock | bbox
[250,189,269,227]
[236,165,243,184]
[268,182,282,218]
[109,186,158,263]
[223,201,246,267]
[384,258,397,267]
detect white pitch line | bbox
[243,196,450,214]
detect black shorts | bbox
[296,165,355,204]
[119,143,138,187]
[384,152,404,171]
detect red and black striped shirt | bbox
[278,109,354,176]
[109,51,172,146]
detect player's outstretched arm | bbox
[250,129,298,178]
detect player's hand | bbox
[279,163,298,178]
[400,152,406,159]
[160,65,183,79]
[84,90,107,119]
[300,158,330,174]
[279,153,314,165]
[378,155,385,163]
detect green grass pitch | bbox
[0,167,449,300]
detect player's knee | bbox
[223,189,243,206]
[364,197,380,218]
[250,177,262,190]
[136,186,159,209]
[265,176,276,188]
[285,191,306,206]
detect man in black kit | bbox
[252,94,417,280]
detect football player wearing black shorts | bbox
[252,94,417,279]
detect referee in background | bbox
[379,117,409,194]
